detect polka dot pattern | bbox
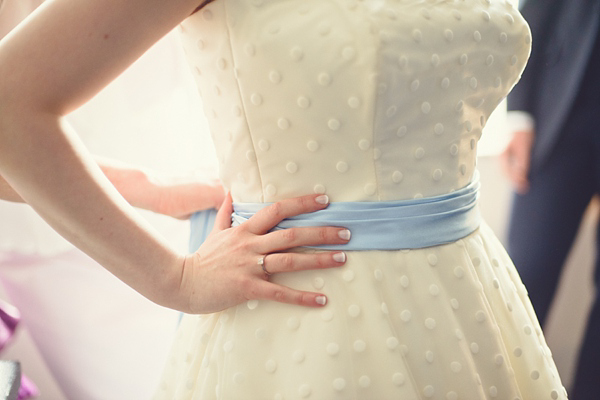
[158,2,566,400]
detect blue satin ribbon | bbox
[190,175,481,251]
[233,176,480,250]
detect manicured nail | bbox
[338,229,351,241]
[315,195,329,205]
[333,252,346,263]
[316,295,327,305]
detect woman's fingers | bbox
[255,226,351,253]
[213,192,233,231]
[260,251,346,275]
[249,280,328,307]
[244,194,330,235]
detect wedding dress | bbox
[156,1,567,399]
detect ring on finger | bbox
[258,255,272,276]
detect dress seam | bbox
[222,1,265,202]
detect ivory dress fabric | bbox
[156,1,567,399]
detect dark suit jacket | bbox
[508,0,600,169]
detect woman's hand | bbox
[177,194,350,314]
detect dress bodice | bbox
[179,0,530,203]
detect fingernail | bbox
[315,195,329,205]
[315,295,327,305]
[338,229,351,241]
[333,252,346,263]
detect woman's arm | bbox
[0,0,349,313]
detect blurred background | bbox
[0,0,597,399]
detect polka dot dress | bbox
[155,1,567,399]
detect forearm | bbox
[0,112,184,308]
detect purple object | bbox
[0,299,20,351]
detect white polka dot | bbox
[254,328,267,340]
[432,54,441,66]
[514,347,522,357]
[223,341,234,353]
[297,96,310,108]
[343,270,355,282]
[392,171,404,183]
[290,47,304,61]
[321,309,333,321]
[551,390,559,399]
[333,378,346,391]
[444,29,454,42]
[258,139,270,151]
[287,317,300,330]
[474,30,482,42]
[374,269,384,281]
[381,302,389,314]
[490,386,498,397]
[358,376,371,388]
[286,162,298,174]
[441,77,450,89]
[524,325,532,335]
[400,309,412,322]
[424,385,435,398]
[354,340,367,352]
[298,384,311,398]
[358,139,371,150]
[397,126,408,137]
[327,342,340,356]
[319,73,332,86]
[307,140,319,152]
[495,354,504,366]
[392,372,405,386]
[415,147,425,159]
[265,359,277,373]
[348,97,361,108]
[451,361,462,373]
[447,391,459,400]
[470,342,479,354]
[425,350,434,363]
[265,184,277,196]
[277,118,290,130]
[460,54,468,65]
[269,70,281,83]
[475,310,487,323]
[427,253,438,266]
[250,93,263,105]
[313,184,326,194]
[336,161,349,173]
[425,318,437,329]
[293,350,306,363]
[328,119,341,131]
[432,169,443,181]
[400,275,410,288]
[247,300,259,310]
[246,150,257,162]
[531,370,540,380]
[364,183,377,196]
[348,304,361,318]
[421,102,432,114]
[450,298,460,310]
[233,372,245,386]
[342,46,357,61]
[387,337,399,350]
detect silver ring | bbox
[258,255,271,276]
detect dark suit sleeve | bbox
[507,0,563,113]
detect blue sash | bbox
[189,174,481,252]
